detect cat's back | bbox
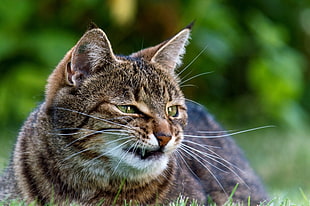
[180,101,268,205]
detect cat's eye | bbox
[167,106,179,117]
[117,105,139,114]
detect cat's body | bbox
[0,26,267,205]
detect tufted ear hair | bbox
[130,25,191,71]
[66,28,119,87]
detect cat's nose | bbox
[153,119,172,147]
[154,133,172,147]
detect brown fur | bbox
[0,26,268,205]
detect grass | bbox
[234,128,310,200]
[0,190,309,206]
[0,184,309,206]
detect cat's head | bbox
[45,26,191,181]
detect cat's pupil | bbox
[117,105,179,117]
[117,105,139,114]
[167,106,178,117]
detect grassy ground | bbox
[234,128,310,203]
[0,193,309,206]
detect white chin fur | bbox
[107,147,169,181]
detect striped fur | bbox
[0,26,268,205]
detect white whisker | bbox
[197,125,275,134]
[182,140,250,189]
[63,148,93,162]
[105,136,133,146]
[184,134,228,139]
[90,139,134,162]
[50,131,88,136]
[111,141,139,176]
[180,72,213,86]
[178,145,228,197]
[99,131,130,136]
[184,125,275,139]
[184,98,205,108]
[179,84,197,88]
[64,131,132,149]
[179,70,193,84]
[182,142,238,172]
[180,144,228,174]
[174,150,200,180]
[49,128,98,136]
[55,107,137,131]
[182,139,221,149]
[64,131,102,148]
[52,128,97,132]
[177,44,209,76]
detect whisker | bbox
[185,130,225,134]
[99,131,131,136]
[182,140,250,189]
[177,44,209,76]
[53,127,119,132]
[180,144,228,173]
[182,142,239,173]
[51,129,130,140]
[90,139,134,162]
[62,136,134,163]
[184,125,275,139]
[111,141,139,176]
[184,134,227,139]
[64,131,102,148]
[179,70,193,84]
[179,84,197,88]
[179,145,226,176]
[180,72,213,86]
[62,148,93,162]
[49,128,98,135]
[53,128,95,131]
[101,128,131,132]
[182,139,221,149]
[197,125,275,134]
[173,150,200,180]
[178,145,228,197]
[64,131,131,148]
[105,136,134,146]
[50,131,89,136]
[184,98,205,108]
[55,107,137,131]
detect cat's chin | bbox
[106,147,170,181]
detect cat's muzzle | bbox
[125,147,164,160]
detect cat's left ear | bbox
[67,28,118,86]
[131,26,191,71]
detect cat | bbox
[0,24,268,205]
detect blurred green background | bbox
[0,0,309,201]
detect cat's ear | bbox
[66,28,118,86]
[151,28,190,70]
[131,26,191,71]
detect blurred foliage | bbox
[0,0,309,195]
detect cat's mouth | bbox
[125,147,164,160]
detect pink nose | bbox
[155,133,172,147]
[153,119,172,147]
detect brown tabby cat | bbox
[0,25,268,205]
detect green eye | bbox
[167,106,179,117]
[117,105,139,114]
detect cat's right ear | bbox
[130,24,192,71]
[66,28,118,87]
